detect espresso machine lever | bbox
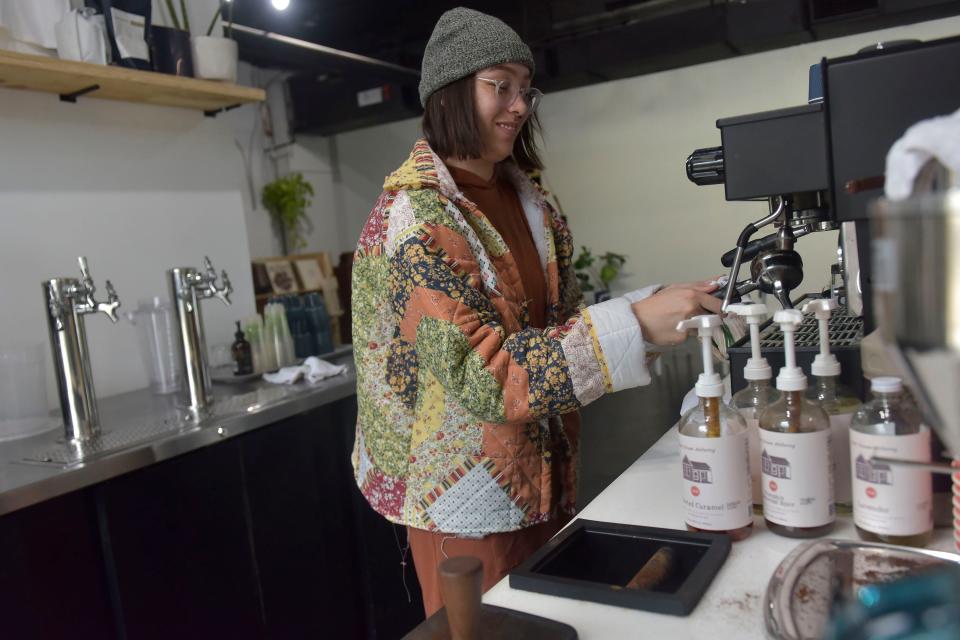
[43,256,122,442]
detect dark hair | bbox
[422,75,544,172]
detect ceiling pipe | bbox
[231,23,420,77]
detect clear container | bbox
[678,396,754,541]
[759,390,836,538]
[807,374,859,514]
[0,344,56,441]
[732,378,779,508]
[850,377,933,547]
[126,297,181,395]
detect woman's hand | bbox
[630,286,723,346]
[661,277,723,294]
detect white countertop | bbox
[483,424,954,639]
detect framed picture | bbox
[264,260,298,294]
[294,258,325,291]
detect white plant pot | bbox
[191,36,238,82]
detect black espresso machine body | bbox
[688,35,960,396]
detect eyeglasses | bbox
[476,77,543,114]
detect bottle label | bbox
[850,430,932,536]
[760,429,834,528]
[741,416,762,506]
[679,433,753,531]
[830,412,853,506]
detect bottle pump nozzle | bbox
[677,314,723,398]
[773,309,806,391]
[801,298,841,377]
[727,303,772,381]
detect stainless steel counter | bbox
[0,348,357,517]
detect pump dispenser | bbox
[758,310,835,538]
[802,298,859,512]
[677,315,753,541]
[728,303,779,507]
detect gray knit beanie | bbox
[419,7,535,107]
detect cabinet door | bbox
[340,397,426,639]
[240,400,366,639]
[0,491,116,639]
[98,441,264,640]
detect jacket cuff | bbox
[583,289,658,392]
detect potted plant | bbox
[573,246,627,303]
[262,173,315,255]
[152,0,194,76]
[192,1,239,82]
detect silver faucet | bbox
[168,257,232,413]
[43,256,121,442]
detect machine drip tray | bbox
[510,519,730,616]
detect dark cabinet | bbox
[0,396,423,639]
[98,440,264,640]
[0,492,116,639]
[240,402,366,639]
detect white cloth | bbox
[0,0,69,49]
[885,108,960,201]
[585,284,660,391]
[262,357,347,385]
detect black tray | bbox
[509,519,730,616]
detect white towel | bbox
[885,108,960,201]
[303,356,347,383]
[262,357,347,385]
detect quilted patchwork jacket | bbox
[351,139,656,536]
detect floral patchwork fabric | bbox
[351,139,652,536]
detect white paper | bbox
[110,7,148,61]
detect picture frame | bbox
[264,260,298,294]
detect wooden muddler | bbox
[624,546,676,591]
[438,555,484,640]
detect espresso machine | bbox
[686,35,960,399]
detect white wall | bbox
[325,16,960,295]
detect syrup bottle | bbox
[677,315,753,541]
[728,303,779,509]
[850,376,932,547]
[802,298,860,514]
[759,310,835,538]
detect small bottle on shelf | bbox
[727,303,779,509]
[759,310,835,538]
[850,377,932,547]
[677,315,753,541]
[802,298,860,515]
[231,321,253,376]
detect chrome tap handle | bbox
[215,269,233,306]
[97,280,121,323]
[74,256,121,319]
[203,256,218,283]
[77,255,97,309]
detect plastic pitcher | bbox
[126,297,181,394]
[0,343,55,441]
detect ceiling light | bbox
[272,0,290,10]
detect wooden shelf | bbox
[0,49,264,113]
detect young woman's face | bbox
[473,63,533,164]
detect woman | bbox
[351,7,722,616]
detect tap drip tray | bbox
[21,415,199,468]
[510,519,731,616]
